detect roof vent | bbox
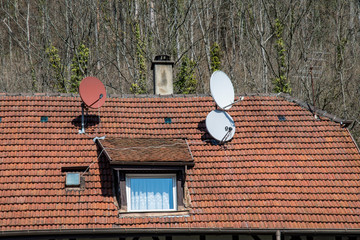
[277,115,286,121]
[40,116,48,122]
[164,117,172,124]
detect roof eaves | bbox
[3,228,360,238]
[95,139,113,162]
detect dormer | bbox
[96,138,194,216]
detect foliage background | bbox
[0,0,359,144]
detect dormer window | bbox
[96,138,194,215]
[126,174,177,212]
[113,166,186,214]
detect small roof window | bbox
[66,173,80,187]
[62,166,86,190]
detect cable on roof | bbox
[81,148,106,176]
[185,139,194,162]
[78,107,108,175]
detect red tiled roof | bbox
[1,94,360,232]
[98,138,194,165]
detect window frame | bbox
[61,166,87,190]
[125,173,177,212]
[113,166,186,213]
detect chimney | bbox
[151,55,174,95]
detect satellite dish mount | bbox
[79,102,86,134]
[78,76,107,134]
[221,126,233,143]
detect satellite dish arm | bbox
[222,96,244,110]
[220,126,233,144]
[89,94,104,108]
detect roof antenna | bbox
[78,76,107,134]
[310,67,318,120]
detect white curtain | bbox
[129,177,174,211]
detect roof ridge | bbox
[0,92,292,99]
[0,92,78,97]
[0,92,352,127]
[0,92,213,98]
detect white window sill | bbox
[118,209,190,218]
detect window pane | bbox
[66,173,80,186]
[128,176,175,211]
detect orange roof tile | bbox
[98,138,194,165]
[1,93,360,234]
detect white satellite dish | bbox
[210,71,235,110]
[206,110,236,143]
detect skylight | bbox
[66,173,80,187]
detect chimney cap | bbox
[155,55,171,61]
[151,55,174,70]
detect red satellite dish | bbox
[79,76,106,109]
